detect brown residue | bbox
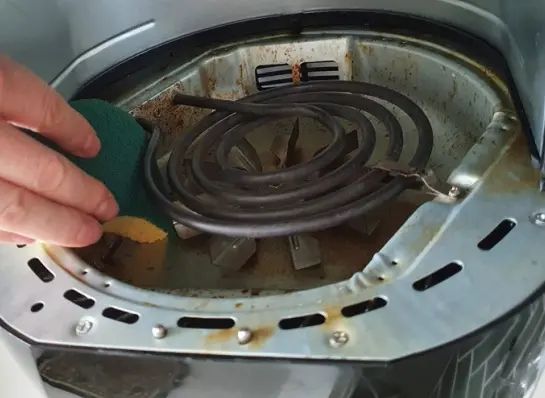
[292,64,301,84]
[205,329,235,346]
[74,234,167,288]
[235,303,243,309]
[359,44,375,57]
[322,306,343,329]
[206,75,217,94]
[215,196,425,291]
[130,82,210,154]
[248,326,275,349]
[204,326,274,349]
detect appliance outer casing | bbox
[2,0,545,164]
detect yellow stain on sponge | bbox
[102,216,167,243]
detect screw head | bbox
[152,324,167,339]
[531,212,545,226]
[329,330,349,348]
[237,328,253,345]
[75,319,93,335]
[448,186,461,198]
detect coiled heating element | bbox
[145,81,433,238]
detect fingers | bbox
[0,230,34,245]
[0,178,102,247]
[0,55,100,158]
[0,121,118,221]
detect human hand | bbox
[0,55,118,246]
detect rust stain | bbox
[130,82,210,154]
[359,44,375,57]
[344,51,353,63]
[235,302,243,309]
[219,196,427,291]
[236,63,251,96]
[206,75,217,94]
[322,306,343,329]
[74,233,167,287]
[292,64,301,85]
[204,326,274,349]
[205,329,235,346]
[248,326,275,349]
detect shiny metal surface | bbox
[102,32,505,294]
[2,33,541,362]
[2,3,545,397]
[4,131,543,361]
[1,0,544,163]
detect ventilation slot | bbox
[177,316,234,329]
[102,307,139,324]
[300,61,339,82]
[279,313,325,330]
[478,219,516,250]
[30,302,44,313]
[341,297,387,318]
[27,258,54,282]
[413,262,463,292]
[255,64,292,90]
[63,289,95,309]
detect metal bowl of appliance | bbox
[2,3,545,397]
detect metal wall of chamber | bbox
[1,0,544,166]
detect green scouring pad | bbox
[68,99,171,243]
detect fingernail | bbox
[96,195,119,221]
[82,134,101,156]
[76,219,102,246]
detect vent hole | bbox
[477,219,516,250]
[102,307,139,324]
[255,63,292,90]
[278,313,325,330]
[27,258,54,282]
[63,289,95,309]
[413,262,463,291]
[177,317,234,329]
[341,297,387,318]
[30,302,44,312]
[300,60,340,82]
[16,244,26,248]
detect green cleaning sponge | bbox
[68,99,171,243]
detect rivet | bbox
[329,330,349,348]
[237,327,253,345]
[75,319,93,335]
[152,324,168,339]
[531,212,545,226]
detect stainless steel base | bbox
[1,31,543,365]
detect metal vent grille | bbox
[255,60,339,90]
